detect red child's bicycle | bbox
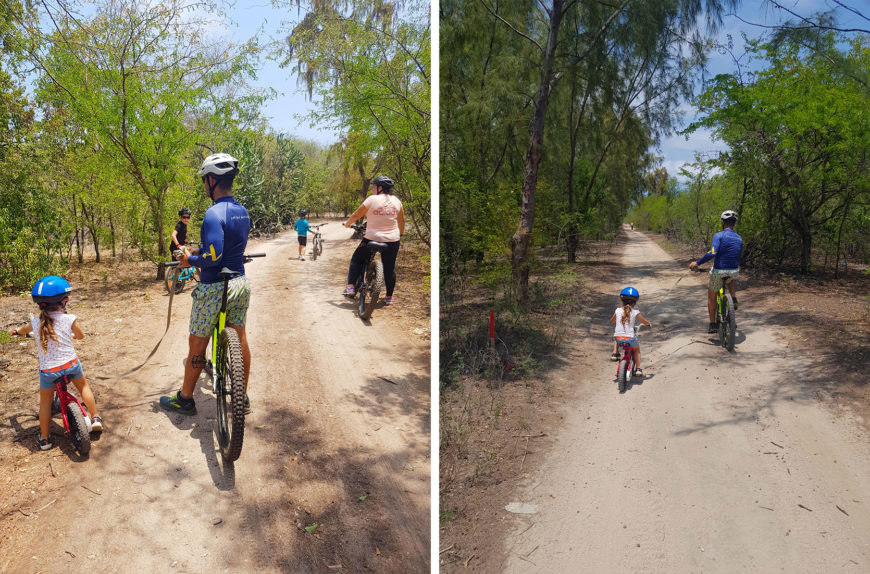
[615,326,641,393]
[49,374,91,455]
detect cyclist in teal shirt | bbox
[294,209,311,260]
[689,210,743,333]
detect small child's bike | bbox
[615,327,640,393]
[310,223,327,260]
[50,374,91,455]
[348,223,384,320]
[165,243,202,294]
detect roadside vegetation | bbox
[0,0,430,292]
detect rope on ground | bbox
[92,268,179,380]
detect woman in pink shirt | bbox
[342,175,405,305]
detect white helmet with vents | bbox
[198,153,239,177]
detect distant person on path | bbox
[343,175,405,306]
[295,209,311,261]
[10,276,102,450]
[689,210,743,333]
[609,286,651,377]
[160,153,252,415]
[169,207,191,259]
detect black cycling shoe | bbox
[707,322,718,333]
[159,391,197,415]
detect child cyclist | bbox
[9,276,102,450]
[609,286,651,377]
[294,209,311,260]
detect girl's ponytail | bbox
[39,308,59,353]
[620,303,633,328]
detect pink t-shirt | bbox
[31,312,79,371]
[363,194,403,242]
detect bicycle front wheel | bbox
[723,294,736,351]
[66,402,91,456]
[359,258,384,320]
[164,267,178,294]
[215,328,246,462]
[616,360,628,393]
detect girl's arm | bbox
[398,205,406,235]
[71,320,84,340]
[609,313,616,324]
[10,324,33,336]
[636,313,651,328]
[344,204,367,227]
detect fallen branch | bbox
[759,506,774,511]
[512,433,547,438]
[378,377,398,385]
[81,485,101,496]
[439,544,455,555]
[49,461,56,477]
[836,505,849,516]
[771,441,784,449]
[798,504,812,512]
[34,499,56,513]
[64,550,76,558]
[464,554,476,568]
[519,436,530,472]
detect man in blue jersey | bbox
[161,153,252,415]
[689,210,743,333]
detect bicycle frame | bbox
[53,375,87,434]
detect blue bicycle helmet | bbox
[32,276,72,308]
[620,286,639,301]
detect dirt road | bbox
[502,227,869,572]
[1,223,430,573]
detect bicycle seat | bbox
[367,241,388,253]
[218,267,241,278]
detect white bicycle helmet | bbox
[720,210,738,221]
[198,153,239,177]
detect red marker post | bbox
[489,310,495,350]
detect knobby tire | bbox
[216,328,246,462]
[617,360,628,393]
[724,294,736,352]
[66,402,91,456]
[359,258,384,320]
[164,268,178,294]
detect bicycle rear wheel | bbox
[312,238,322,260]
[215,328,246,462]
[66,402,91,456]
[616,360,628,393]
[359,258,384,320]
[723,294,736,351]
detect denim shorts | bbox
[189,276,251,338]
[709,268,739,292]
[613,336,639,349]
[39,361,84,390]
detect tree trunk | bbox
[511,0,565,305]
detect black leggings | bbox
[347,240,400,297]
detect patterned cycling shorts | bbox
[709,268,739,292]
[189,276,251,338]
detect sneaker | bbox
[159,391,197,415]
[635,368,644,377]
[301,255,306,261]
[707,322,718,333]
[342,286,355,297]
[37,437,53,451]
[610,352,620,362]
[384,296,394,306]
[90,415,103,432]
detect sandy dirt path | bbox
[2,224,430,573]
[502,228,869,573]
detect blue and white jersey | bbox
[696,228,743,270]
[187,197,250,284]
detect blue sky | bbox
[223,1,340,146]
[658,0,867,180]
